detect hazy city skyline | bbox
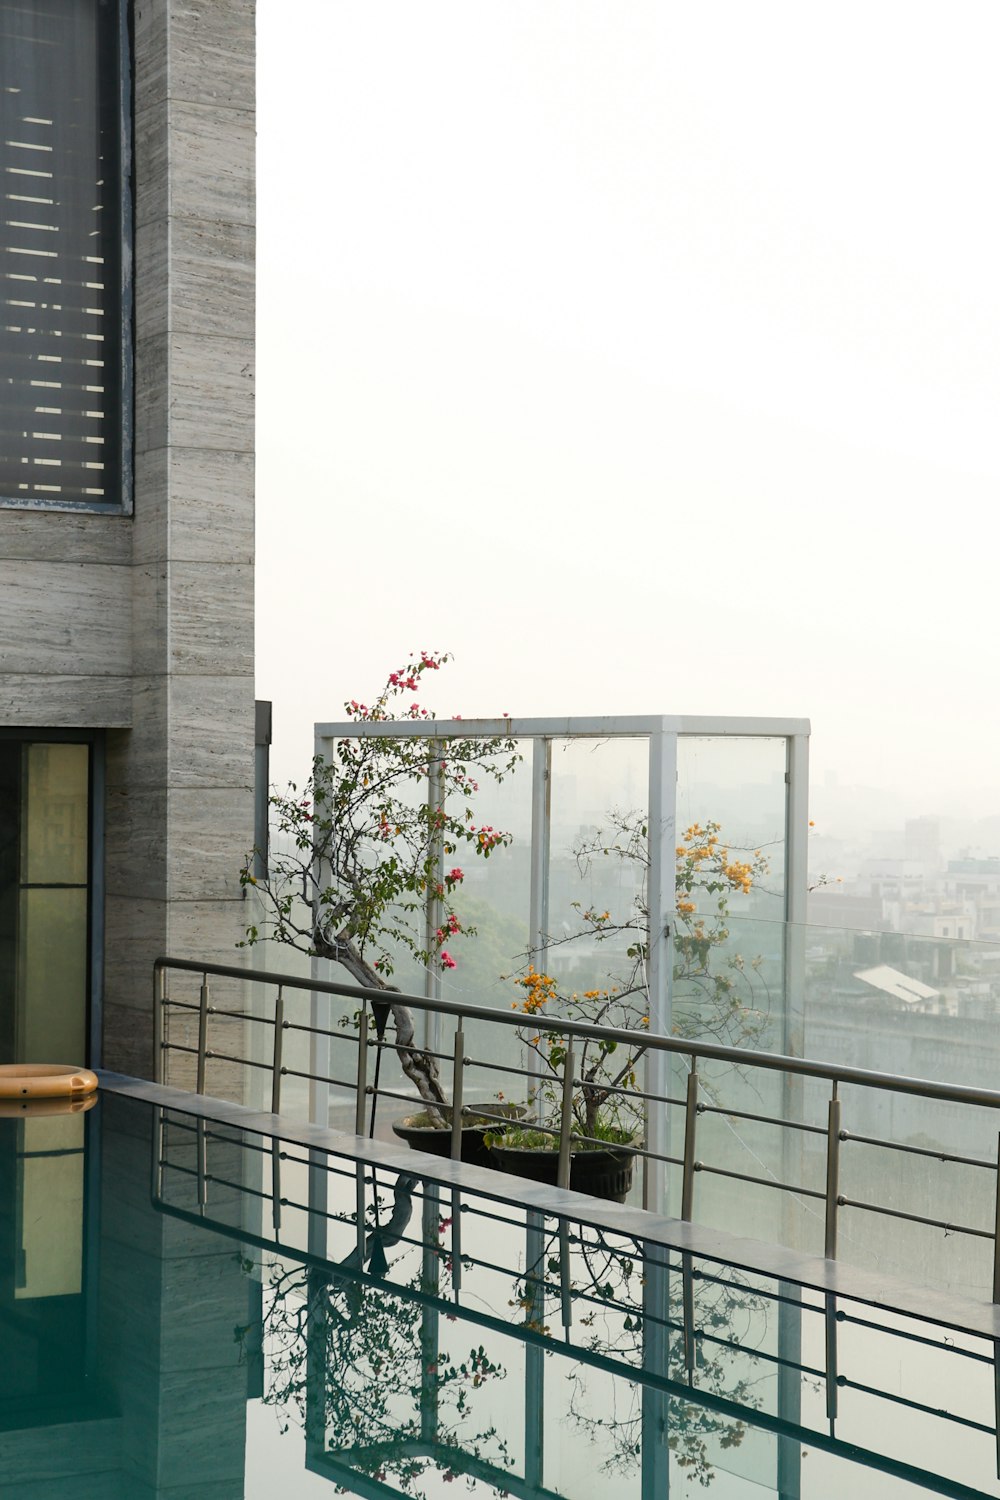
[255,2,1000,825]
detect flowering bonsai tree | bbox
[240,651,519,1117]
[495,817,771,1149]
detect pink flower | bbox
[448,868,464,882]
[441,951,457,969]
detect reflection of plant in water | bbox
[238,1175,513,1495]
[513,1224,768,1487]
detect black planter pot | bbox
[486,1141,638,1204]
[391,1105,527,1170]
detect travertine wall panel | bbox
[166,562,253,675]
[134,332,170,452]
[135,0,255,112]
[165,450,255,564]
[105,787,170,902]
[0,677,132,727]
[137,219,254,341]
[0,514,132,565]
[165,333,255,451]
[0,563,131,676]
[167,789,252,902]
[165,102,255,224]
[166,675,257,786]
[0,0,257,1080]
[103,0,256,1080]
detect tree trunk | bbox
[313,930,448,1124]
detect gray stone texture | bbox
[0,0,257,1081]
[107,0,257,1078]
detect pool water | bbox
[1,1091,998,1499]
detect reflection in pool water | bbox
[1,1092,998,1498]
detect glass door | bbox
[0,741,91,1066]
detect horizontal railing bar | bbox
[841,1131,994,1171]
[454,1055,543,1082]
[369,1084,449,1112]
[696,1101,827,1136]
[367,1036,454,1065]
[161,998,200,1013]
[155,955,1000,1113]
[281,1066,357,1090]
[838,1376,995,1436]
[164,1119,272,1155]
[838,1197,994,1241]
[284,1018,362,1042]
[836,1308,995,1364]
[160,1162,274,1204]
[160,1041,199,1056]
[582,1078,686,1108]
[695,1162,825,1200]
[206,1007,275,1026]
[204,1050,273,1072]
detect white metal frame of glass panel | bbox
[313,714,811,1208]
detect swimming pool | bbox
[1,1087,998,1498]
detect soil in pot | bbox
[391,1104,528,1169]
[486,1136,639,1204]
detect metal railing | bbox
[154,954,1000,1300]
[151,1110,1000,1492]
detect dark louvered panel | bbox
[1,0,121,505]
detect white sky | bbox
[256,1,1000,821]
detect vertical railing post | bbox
[196,1117,208,1211]
[644,725,677,1214]
[450,1022,466,1162]
[153,964,165,1084]
[682,1256,696,1378]
[271,1139,282,1232]
[150,1104,164,1198]
[992,1130,1000,1304]
[271,987,285,1116]
[557,1045,576,1191]
[424,757,445,1055]
[527,738,552,1107]
[824,1084,842,1260]
[355,1006,369,1137]
[681,1056,699,1222]
[825,1294,839,1424]
[559,1221,572,1331]
[356,1163,366,1265]
[196,972,210,1095]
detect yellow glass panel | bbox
[18,886,88,1063]
[15,1115,84,1300]
[23,743,89,886]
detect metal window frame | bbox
[311,713,810,1146]
[0,0,134,517]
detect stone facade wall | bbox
[0,0,257,1078]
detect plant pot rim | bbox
[488,1135,641,1158]
[392,1103,528,1135]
